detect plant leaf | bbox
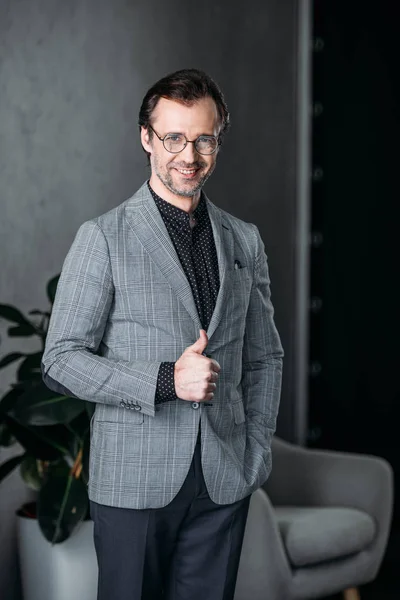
[17,352,43,382]
[20,456,43,491]
[0,453,26,483]
[3,416,67,460]
[68,409,91,438]
[38,459,88,543]
[0,353,25,369]
[0,422,16,446]
[85,401,95,420]
[11,382,85,426]
[0,385,26,417]
[8,324,37,337]
[81,430,90,486]
[65,410,91,459]
[0,304,31,326]
[46,275,60,305]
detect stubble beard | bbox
[153,155,216,198]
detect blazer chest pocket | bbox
[232,266,250,283]
[230,267,252,299]
[230,398,246,425]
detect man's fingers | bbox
[209,371,219,382]
[210,359,221,372]
[203,371,218,388]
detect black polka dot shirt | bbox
[149,183,220,404]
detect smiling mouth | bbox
[174,167,201,179]
[177,168,197,174]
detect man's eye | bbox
[166,134,183,143]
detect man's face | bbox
[141,97,220,201]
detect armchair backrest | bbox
[264,436,308,505]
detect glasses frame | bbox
[148,125,220,155]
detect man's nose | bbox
[179,141,198,163]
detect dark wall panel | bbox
[0,2,307,596]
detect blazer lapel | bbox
[124,184,201,330]
[204,195,234,341]
[124,183,234,342]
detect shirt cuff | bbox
[155,362,177,404]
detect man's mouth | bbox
[173,166,201,179]
[177,168,197,175]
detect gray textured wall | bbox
[0,1,306,597]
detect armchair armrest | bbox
[235,487,292,600]
[263,437,393,537]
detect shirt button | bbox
[191,402,200,409]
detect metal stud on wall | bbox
[307,26,325,446]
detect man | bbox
[42,68,284,600]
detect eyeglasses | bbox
[148,125,220,155]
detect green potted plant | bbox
[0,275,98,600]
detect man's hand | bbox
[174,329,221,402]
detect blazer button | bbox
[120,401,126,407]
[134,405,142,411]
[191,402,200,409]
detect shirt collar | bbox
[148,182,207,225]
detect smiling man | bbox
[42,69,284,600]
[142,95,219,206]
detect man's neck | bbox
[148,175,200,214]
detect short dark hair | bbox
[138,68,230,158]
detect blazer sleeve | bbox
[241,224,284,452]
[41,220,160,418]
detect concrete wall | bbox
[0,1,308,597]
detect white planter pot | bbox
[17,515,98,600]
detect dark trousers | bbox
[89,429,251,600]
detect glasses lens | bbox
[164,134,186,153]
[195,136,218,155]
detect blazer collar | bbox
[124,182,234,342]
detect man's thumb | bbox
[190,329,208,354]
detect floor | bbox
[323,584,399,600]
[321,556,399,599]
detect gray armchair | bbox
[235,436,394,600]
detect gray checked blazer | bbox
[42,182,284,509]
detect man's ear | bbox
[140,126,152,154]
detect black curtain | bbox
[309,0,400,578]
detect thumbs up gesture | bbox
[174,329,221,402]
